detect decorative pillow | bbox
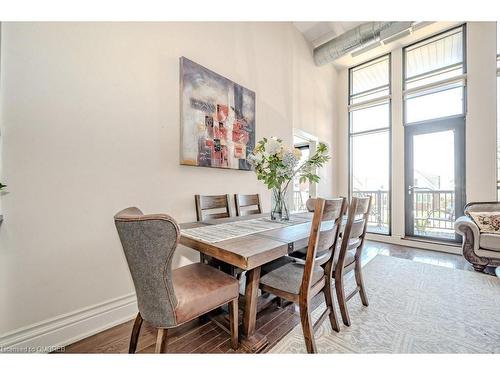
[468,212,500,234]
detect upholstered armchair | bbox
[454,202,500,272]
[114,207,239,353]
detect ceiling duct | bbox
[313,21,414,65]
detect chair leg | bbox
[299,302,317,353]
[355,259,369,307]
[155,328,169,354]
[129,312,143,354]
[323,281,340,333]
[229,298,239,350]
[335,272,351,327]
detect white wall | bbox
[0,22,337,344]
[466,22,498,201]
[335,22,498,252]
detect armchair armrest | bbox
[455,216,480,251]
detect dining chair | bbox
[258,198,346,353]
[234,194,262,216]
[333,196,372,327]
[195,194,231,265]
[114,207,239,353]
[195,194,231,221]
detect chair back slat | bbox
[234,194,262,217]
[306,198,343,220]
[349,219,366,240]
[114,207,180,328]
[195,194,231,221]
[355,196,371,216]
[321,199,344,221]
[316,227,337,254]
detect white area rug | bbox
[269,255,500,353]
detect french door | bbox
[404,116,465,242]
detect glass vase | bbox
[271,187,289,221]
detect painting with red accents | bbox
[180,57,255,171]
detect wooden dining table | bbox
[179,211,318,353]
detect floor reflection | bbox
[361,240,472,271]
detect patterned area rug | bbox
[269,255,500,353]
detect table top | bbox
[179,212,315,270]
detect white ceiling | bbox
[293,22,365,48]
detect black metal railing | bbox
[353,189,456,235]
[352,190,390,233]
[413,189,455,233]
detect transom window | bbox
[404,26,466,124]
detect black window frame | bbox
[348,53,392,236]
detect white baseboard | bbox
[366,233,462,255]
[0,293,138,353]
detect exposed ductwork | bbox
[313,22,414,66]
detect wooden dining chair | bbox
[258,198,346,353]
[333,196,372,327]
[195,194,231,221]
[195,194,231,265]
[114,207,239,353]
[234,194,262,216]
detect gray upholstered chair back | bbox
[114,207,180,328]
[464,202,500,215]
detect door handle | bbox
[408,186,427,194]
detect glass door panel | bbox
[351,131,390,234]
[405,119,465,242]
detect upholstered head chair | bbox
[114,207,239,353]
[114,207,179,328]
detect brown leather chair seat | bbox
[173,263,240,324]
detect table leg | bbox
[240,266,268,353]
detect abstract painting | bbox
[180,57,255,170]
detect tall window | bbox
[403,25,466,242]
[349,55,391,235]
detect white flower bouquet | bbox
[247,137,330,220]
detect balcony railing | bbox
[353,189,456,237]
[412,189,455,238]
[352,190,390,234]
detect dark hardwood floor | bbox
[59,240,479,354]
